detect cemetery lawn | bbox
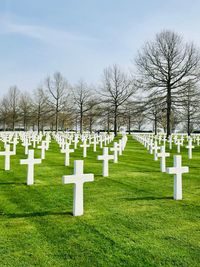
[0,137,200,267]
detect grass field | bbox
[0,136,200,267]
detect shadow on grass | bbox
[0,182,26,185]
[4,210,73,218]
[122,196,173,201]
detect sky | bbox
[0,0,200,95]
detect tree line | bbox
[1,30,200,136]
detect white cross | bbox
[32,136,37,148]
[38,141,47,160]
[61,143,74,166]
[97,147,114,177]
[80,140,90,158]
[157,146,170,172]
[168,135,173,150]
[153,141,160,161]
[99,136,103,148]
[62,160,94,216]
[92,136,98,152]
[176,139,182,153]
[121,136,127,150]
[22,139,31,155]
[0,144,15,170]
[149,139,154,154]
[118,140,123,155]
[110,142,120,163]
[166,155,189,200]
[186,139,194,159]
[73,135,79,150]
[20,150,42,185]
[45,136,51,150]
[104,137,107,146]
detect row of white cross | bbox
[133,133,190,201]
[142,134,196,159]
[0,131,128,216]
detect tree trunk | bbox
[80,110,83,134]
[187,110,190,136]
[154,114,157,135]
[12,115,15,131]
[114,106,117,136]
[107,112,110,133]
[128,113,131,134]
[37,116,40,133]
[89,117,92,133]
[55,112,58,132]
[166,83,171,138]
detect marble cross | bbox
[20,149,42,185]
[157,146,170,172]
[97,147,114,177]
[118,140,123,155]
[0,144,15,170]
[62,160,94,216]
[176,139,182,153]
[80,140,90,158]
[22,139,31,155]
[166,155,189,200]
[92,136,97,152]
[186,139,194,159]
[110,142,120,163]
[153,141,160,161]
[61,143,74,166]
[38,141,47,160]
[168,135,173,150]
[149,139,154,154]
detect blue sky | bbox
[0,0,200,94]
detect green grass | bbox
[0,136,200,267]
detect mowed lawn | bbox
[0,136,200,267]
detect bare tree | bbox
[121,100,139,134]
[100,64,136,136]
[73,80,95,133]
[178,85,200,135]
[0,97,9,130]
[19,91,33,130]
[135,30,200,137]
[143,95,166,135]
[45,72,69,131]
[85,99,99,133]
[32,87,49,132]
[6,86,20,130]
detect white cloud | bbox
[0,13,100,46]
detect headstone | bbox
[61,143,74,166]
[20,150,42,185]
[97,147,114,177]
[186,139,194,159]
[0,144,15,170]
[157,146,170,172]
[166,155,189,200]
[110,142,120,163]
[153,141,160,161]
[62,160,94,216]
[80,140,90,158]
[176,139,182,153]
[38,141,47,160]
